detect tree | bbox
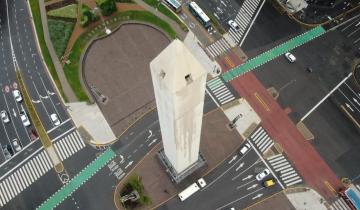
[80,4,99,27]
[95,0,117,16]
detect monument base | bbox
[157,148,206,184]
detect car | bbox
[30,129,38,141]
[197,178,207,188]
[12,90,23,102]
[239,143,250,155]
[284,52,296,62]
[228,20,240,31]
[50,113,60,126]
[2,145,13,160]
[1,110,10,123]
[256,168,270,181]
[12,139,22,152]
[20,111,31,127]
[263,178,276,188]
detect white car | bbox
[239,143,250,155]
[285,52,296,62]
[20,112,31,127]
[12,90,23,102]
[1,110,10,123]
[256,168,270,181]
[228,20,240,31]
[50,113,60,126]
[197,178,207,188]
[12,139,22,152]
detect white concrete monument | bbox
[150,39,207,179]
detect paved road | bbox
[157,140,282,210]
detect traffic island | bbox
[114,109,244,209]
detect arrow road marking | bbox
[235,162,244,171]
[252,193,263,200]
[148,138,158,147]
[125,161,133,170]
[12,108,16,117]
[247,184,258,190]
[228,155,238,164]
[242,174,253,181]
[119,155,124,164]
[232,158,260,181]
[345,103,354,112]
[353,97,360,107]
[148,130,152,139]
[236,179,256,190]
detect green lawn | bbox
[48,19,75,59]
[29,0,67,102]
[47,4,78,19]
[143,0,188,32]
[63,10,177,101]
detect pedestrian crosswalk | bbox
[330,197,351,210]
[0,150,53,207]
[206,37,232,58]
[228,0,266,46]
[206,77,235,106]
[53,130,86,161]
[249,126,274,154]
[267,154,303,187]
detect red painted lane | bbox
[222,52,342,199]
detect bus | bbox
[164,0,182,13]
[188,1,211,29]
[178,183,200,201]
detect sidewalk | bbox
[286,187,328,210]
[38,0,78,102]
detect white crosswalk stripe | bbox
[0,150,55,207]
[267,154,303,187]
[249,126,274,154]
[206,77,235,105]
[205,37,231,58]
[330,197,351,210]
[54,131,86,161]
[228,0,265,46]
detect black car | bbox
[2,145,13,160]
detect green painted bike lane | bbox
[222,26,326,82]
[37,149,116,210]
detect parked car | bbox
[284,52,296,63]
[2,145,13,160]
[263,178,276,188]
[12,90,23,102]
[30,129,38,141]
[20,111,31,127]
[256,168,270,181]
[50,113,60,126]
[1,110,10,123]
[12,138,22,152]
[239,143,251,155]
[197,178,207,188]
[228,20,240,31]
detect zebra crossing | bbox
[228,0,265,45]
[53,130,86,161]
[206,37,232,58]
[267,154,303,187]
[206,77,235,106]
[330,197,351,210]
[249,126,274,154]
[0,150,53,207]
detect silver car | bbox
[20,112,31,127]
[285,52,296,63]
[12,139,22,152]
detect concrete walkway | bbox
[38,0,78,102]
[286,188,328,210]
[133,0,187,40]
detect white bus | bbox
[188,1,211,29]
[164,0,182,13]
[178,182,200,201]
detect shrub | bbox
[81,4,99,27]
[96,0,117,16]
[48,19,75,58]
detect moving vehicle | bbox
[2,145,13,160]
[178,182,200,201]
[12,139,22,152]
[50,113,61,126]
[239,143,251,155]
[263,178,276,188]
[1,110,10,123]
[228,20,240,31]
[285,52,296,63]
[188,1,211,29]
[164,0,182,13]
[20,111,31,127]
[256,168,270,181]
[12,90,23,102]
[197,178,207,188]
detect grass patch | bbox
[64,10,177,101]
[29,0,67,102]
[47,4,78,19]
[143,0,188,32]
[48,19,75,59]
